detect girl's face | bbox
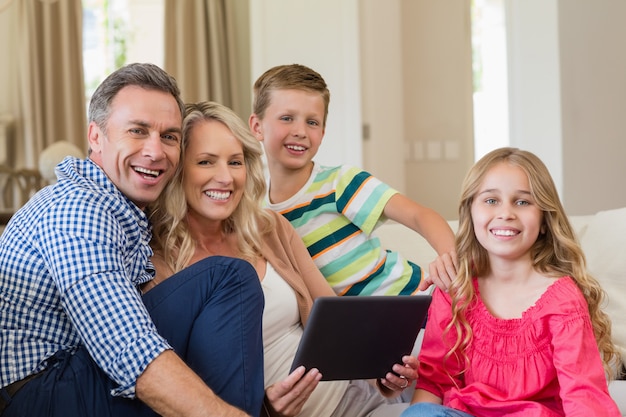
[182,119,246,225]
[250,88,325,172]
[470,162,544,265]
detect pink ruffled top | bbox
[416,276,620,417]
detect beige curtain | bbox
[163,0,241,114]
[13,0,86,168]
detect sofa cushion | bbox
[579,207,626,365]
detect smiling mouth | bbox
[286,144,307,151]
[205,190,231,201]
[134,167,161,178]
[491,229,519,237]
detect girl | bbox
[401,147,621,417]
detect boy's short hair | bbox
[252,64,331,126]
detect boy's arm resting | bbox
[382,194,455,256]
[383,194,457,290]
[136,350,250,417]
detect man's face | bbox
[88,85,182,209]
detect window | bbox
[471,0,509,160]
[82,0,164,107]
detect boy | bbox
[249,63,456,296]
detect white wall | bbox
[505,0,563,195]
[400,0,475,220]
[248,0,363,168]
[359,0,406,193]
[506,0,626,215]
[558,0,626,215]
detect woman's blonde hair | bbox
[447,147,619,379]
[149,101,274,271]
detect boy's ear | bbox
[248,114,263,141]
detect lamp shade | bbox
[38,141,85,184]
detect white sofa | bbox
[374,207,626,415]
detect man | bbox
[0,63,264,417]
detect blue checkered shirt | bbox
[0,157,171,398]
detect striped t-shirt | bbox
[266,163,423,296]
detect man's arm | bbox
[136,350,250,417]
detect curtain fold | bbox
[164,0,241,114]
[15,0,86,168]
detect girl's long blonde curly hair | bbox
[149,101,274,272]
[446,147,620,380]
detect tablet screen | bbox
[290,295,431,381]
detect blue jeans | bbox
[2,256,265,417]
[400,402,475,417]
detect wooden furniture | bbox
[0,166,45,225]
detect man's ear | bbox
[248,114,263,141]
[87,121,104,154]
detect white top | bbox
[261,262,347,417]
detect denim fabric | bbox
[2,256,265,417]
[400,402,475,417]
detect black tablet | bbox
[290,295,432,381]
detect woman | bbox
[146,101,417,417]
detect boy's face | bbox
[250,89,325,171]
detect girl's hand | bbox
[264,366,322,416]
[377,355,419,397]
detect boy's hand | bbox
[265,366,322,416]
[418,251,458,292]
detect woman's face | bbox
[183,119,246,225]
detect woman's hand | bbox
[376,355,419,397]
[264,366,322,416]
